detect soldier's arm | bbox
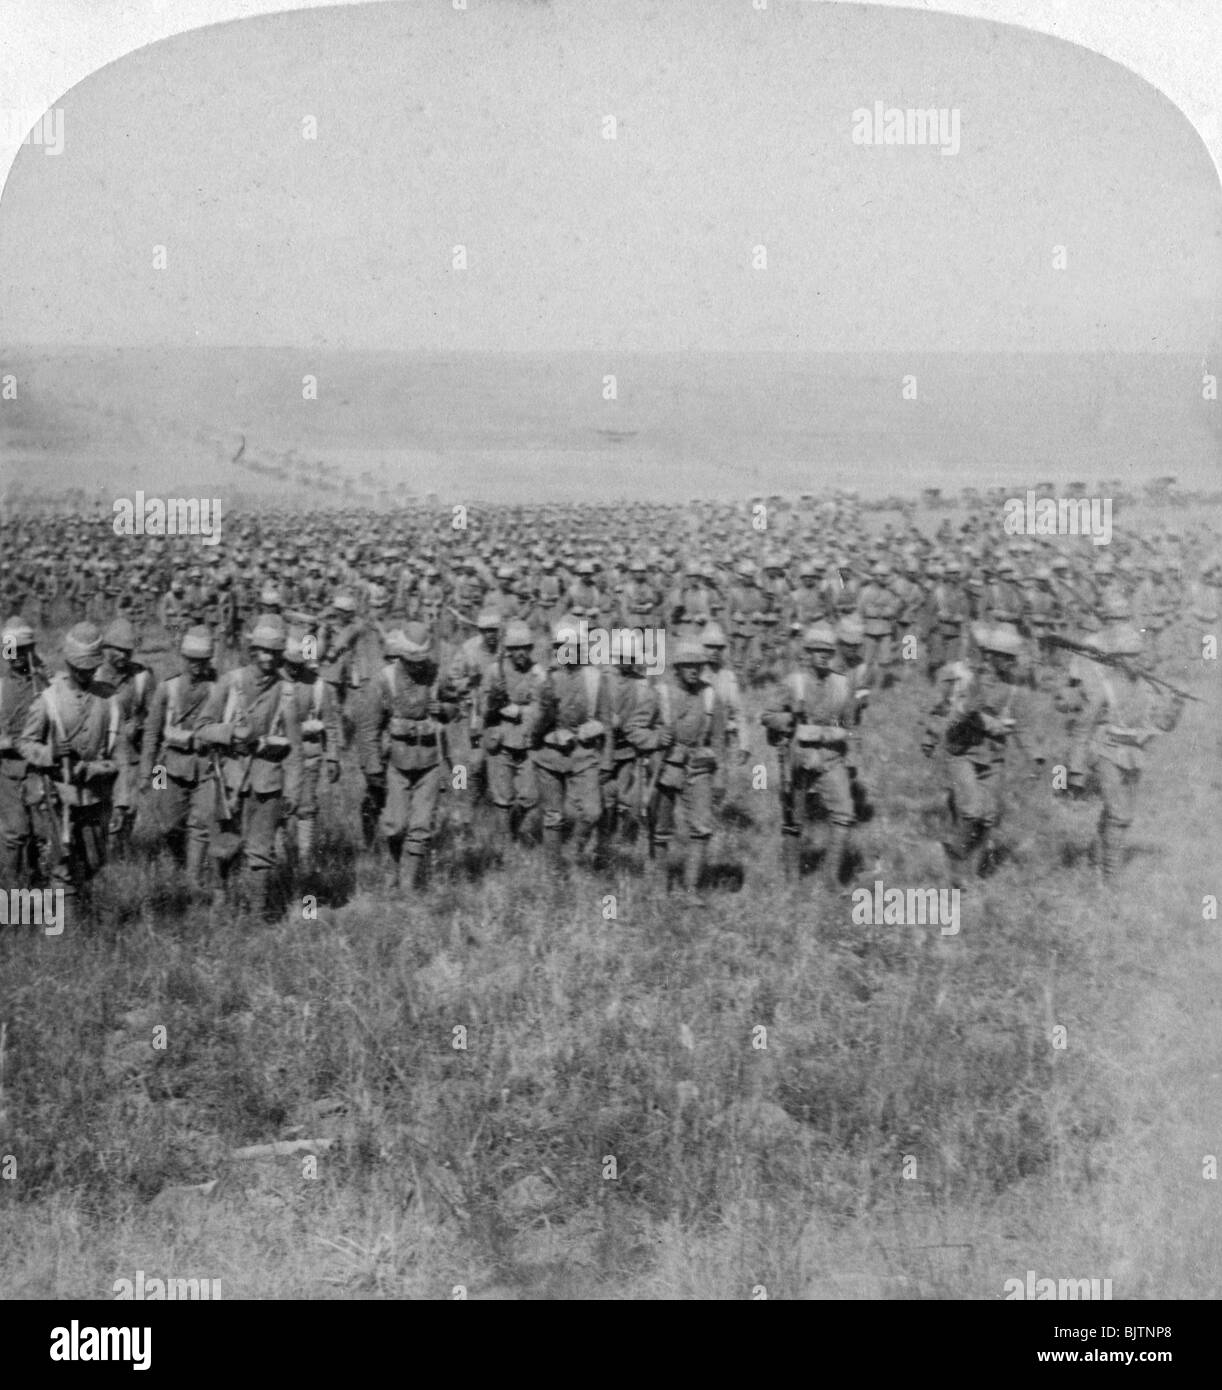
[432,672,462,722]
[760,682,794,737]
[354,677,386,775]
[194,674,237,749]
[139,684,168,781]
[281,687,303,807]
[707,688,726,754]
[17,692,52,767]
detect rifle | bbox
[1045,633,1202,703]
[58,754,74,851]
[210,747,255,859]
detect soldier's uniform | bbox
[761,626,855,883]
[601,661,661,840]
[532,621,611,871]
[0,618,42,883]
[857,567,899,684]
[356,623,459,890]
[924,571,972,680]
[700,623,743,809]
[446,613,503,815]
[140,627,217,882]
[1056,625,1182,877]
[195,622,302,917]
[643,642,723,894]
[923,625,1042,881]
[285,634,341,872]
[93,619,157,855]
[18,624,122,902]
[482,622,546,843]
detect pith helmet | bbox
[249,618,287,653]
[503,621,534,649]
[552,615,580,645]
[63,622,105,670]
[980,625,1023,656]
[672,639,708,667]
[701,621,727,649]
[102,617,137,652]
[835,615,865,645]
[2,615,35,649]
[387,622,431,659]
[476,609,502,631]
[802,623,837,650]
[180,626,214,660]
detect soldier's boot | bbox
[248,865,279,922]
[296,816,316,874]
[780,834,800,882]
[386,835,404,890]
[618,804,640,844]
[408,849,429,893]
[592,808,615,870]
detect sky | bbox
[0,0,1218,352]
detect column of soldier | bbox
[0,501,1213,919]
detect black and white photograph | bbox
[0,0,1219,1335]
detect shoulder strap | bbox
[43,681,69,746]
[382,664,397,702]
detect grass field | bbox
[1,546,1219,1299]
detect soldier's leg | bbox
[678,764,713,895]
[512,752,538,842]
[944,757,987,883]
[1096,759,1136,878]
[0,772,31,883]
[536,760,566,870]
[571,758,602,863]
[296,761,322,871]
[650,784,677,884]
[404,765,442,890]
[380,764,410,887]
[779,768,801,880]
[361,768,387,848]
[156,776,192,865]
[244,790,285,919]
[487,749,515,840]
[186,782,210,887]
[820,762,856,885]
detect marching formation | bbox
[0,493,1212,918]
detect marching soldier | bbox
[482,620,545,848]
[600,644,660,846]
[699,622,744,810]
[644,639,723,899]
[356,622,460,891]
[139,626,218,885]
[532,616,611,873]
[761,624,856,885]
[195,619,302,919]
[857,560,899,687]
[447,609,503,818]
[283,631,341,874]
[922,624,1043,883]
[1055,623,1183,878]
[0,616,43,884]
[93,618,157,856]
[18,623,121,904]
